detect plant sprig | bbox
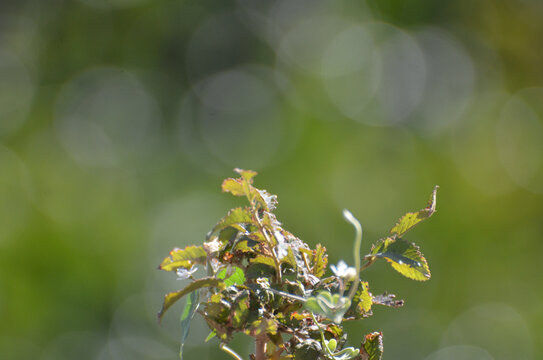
[158,169,437,360]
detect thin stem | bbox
[220,343,244,360]
[359,257,376,272]
[266,287,306,302]
[343,209,363,301]
[310,312,334,357]
[254,210,282,283]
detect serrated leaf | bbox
[360,332,383,360]
[246,262,276,279]
[159,246,207,272]
[371,238,430,281]
[158,278,222,320]
[357,282,373,314]
[390,186,438,237]
[216,266,246,287]
[250,254,276,268]
[346,281,373,319]
[234,168,258,182]
[247,318,278,336]
[179,290,199,360]
[222,169,276,211]
[313,244,328,278]
[208,207,254,239]
[221,178,246,197]
[231,291,250,328]
[280,246,298,268]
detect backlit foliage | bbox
[159,169,437,360]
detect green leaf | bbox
[202,294,231,324]
[208,207,254,239]
[371,238,430,281]
[330,347,360,360]
[216,266,246,287]
[305,291,351,324]
[390,186,438,237]
[280,246,298,269]
[247,318,278,336]
[234,168,258,182]
[360,332,383,360]
[221,178,246,197]
[346,281,373,319]
[221,169,257,201]
[356,282,373,314]
[231,291,250,328]
[158,278,222,320]
[221,169,277,211]
[250,254,276,268]
[246,262,276,279]
[179,290,199,360]
[326,339,337,352]
[159,246,207,272]
[204,330,216,342]
[313,244,328,277]
[294,340,322,360]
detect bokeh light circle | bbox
[440,303,533,360]
[424,345,494,360]
[77,0,150,10]
[277,15,349,76]
[0,47,35,137]
[178,65,296,171]
[147,192,227,273]
[496,87,543,194]
[40,331,105,360]
[110,292,179,355]
[0,146,32,246]
[330,128,421,233]
[408,28,476,136]
[186,11,264,83]
[323,23,426,126]
[55,67,160,168]
[451,92,517,195]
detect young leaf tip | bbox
[428,185,439,215]
[342,209,355,222]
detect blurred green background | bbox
[1,0,542,359]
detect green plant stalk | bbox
[254,210,282,283]
[343,209,363,301]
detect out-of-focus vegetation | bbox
[0,0,542,359]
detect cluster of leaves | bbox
[158,169,437,360]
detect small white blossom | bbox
[330,260,357,281]
[176,265,197,280]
